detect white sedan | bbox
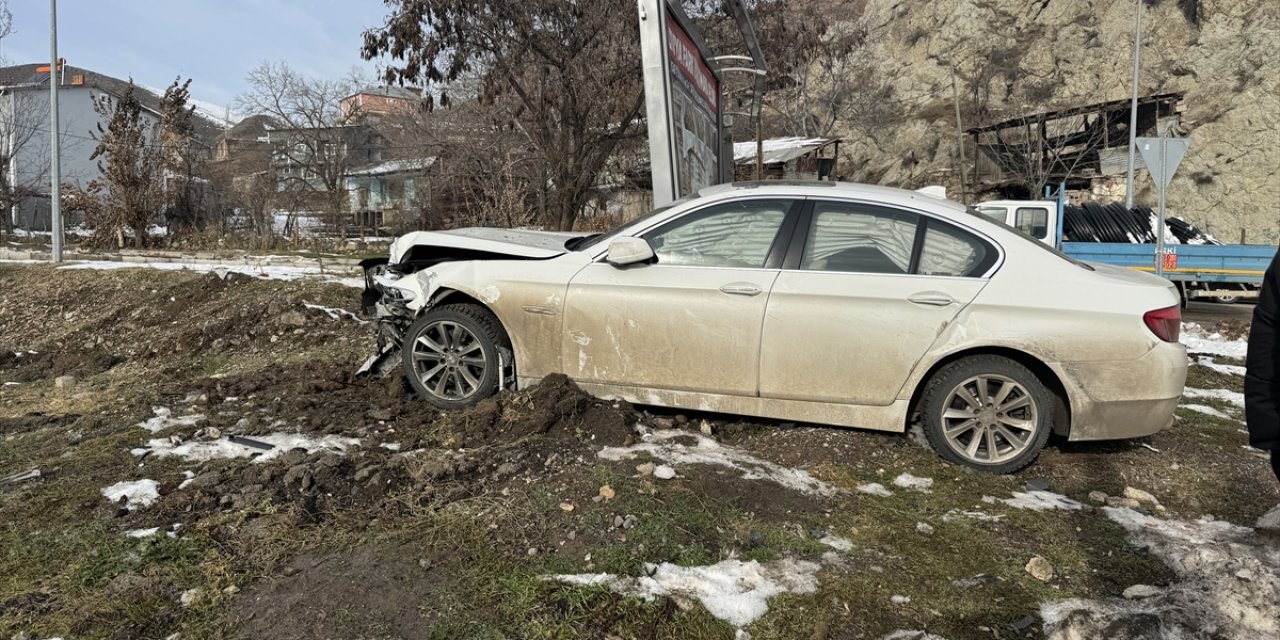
[360,181,1187,473]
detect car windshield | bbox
[963,206,1094,271]
[565,194,699,251]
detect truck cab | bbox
[974,200,1057,246]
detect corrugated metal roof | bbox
[732,137,838,165]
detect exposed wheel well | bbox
[906,347,1072,437]
[426,290,510,339]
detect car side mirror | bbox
[606,236,655,267]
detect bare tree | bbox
[362,0,647,231]
[0,0,50,235]
[83,80,199,247]
[236,62,366,239]
[0,89,49,235]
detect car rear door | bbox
[758,199,999,406]
[561,198,801,396]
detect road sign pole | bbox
[1155,137,1167,278]
[1137,134,1189,281]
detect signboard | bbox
[1136,135,1191,278]
[1137,137,1189,191]
[638,0,724,206]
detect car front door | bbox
[561,198,800,396]
[758,199,998,405]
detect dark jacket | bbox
[1246,252,1280,450]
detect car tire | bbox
[919,355,1053,474]
[402,304,509,410]
[1212,295,1239,304]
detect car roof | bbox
[698,180,969,214]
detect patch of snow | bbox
[1195,356,1247,376]
[941,509,1005,523]
[102,479,160,510]
[1180,404,1234,420]
[652,464,677,480]
[1181,323,1247,359]
[57,261,363,289]
[819,535,854,552]
[1182,387,1244,408]
[126,527,160,538]
[547,557,821,628]
[1042,508,1280,639]
[892,473,933,493]
[879,632,949,640]
[303,302,368,325]
[598,430,840,496]
[994,490,1082,512]
[137,407,205,433]
[857,482,893,497]
[890,594,911,604]
[177,470,196,490]
[380,442,402,452]
[131,432,359,463]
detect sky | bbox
[1,0,395,120]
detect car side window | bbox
[801,202,919,274]
[641,199,791,268]
[918,221,997,277]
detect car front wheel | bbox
[919,355,1053,474]
[403,304,508,410]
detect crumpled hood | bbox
[389,227,590,264]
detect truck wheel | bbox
[920,355,1054,474]
[402,304,509,410]
[1212,295,1239,304]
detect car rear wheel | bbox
[403,304,508,410]
[920,355,1053,474]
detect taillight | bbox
[1143,305,1181,342]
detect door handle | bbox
[907,291,955,306]
[720,283,763,296]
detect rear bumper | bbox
[1055,342,1188,441]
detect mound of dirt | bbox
[445,373,635,449]
[139,375,640,534]
[0,347,124,382]
[147,446,414,528]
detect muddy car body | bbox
[362,181,1187,472]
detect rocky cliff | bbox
[825,0,1278,241]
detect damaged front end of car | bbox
[356,251,465,380]
[354,256,420,378]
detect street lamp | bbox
[49,0,63,262]
[1123,0,1143,211]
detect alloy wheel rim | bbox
[411,320,488,400]
[940,374,1039,465]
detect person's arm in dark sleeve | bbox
[1246,252,1280,451]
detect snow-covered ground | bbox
[598,429,841,496]
[1042,508,1280,639]
[132,432,360,463]
[53,260,364,289]
[1181,323,1248,359]
[548,558,822,629]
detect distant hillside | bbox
[808,0,1279,241]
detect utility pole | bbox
[1123,0,1143,210]
[49,0,63,263]
[951,65,968,203]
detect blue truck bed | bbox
[1061,242,1275,285]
